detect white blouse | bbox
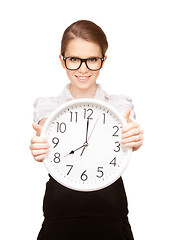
[33,84,136,123]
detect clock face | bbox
[41,99,131,192]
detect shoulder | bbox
[33,84,72,109]
[106,93,136,120]
[96,85,136,119]
[33,93,66,123]
[33,95,63,109]
[108,94,133,106]
[97,85,133,105]
[33,85,72,122]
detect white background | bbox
[0,0,172,239]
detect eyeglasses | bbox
[63,56,104,71]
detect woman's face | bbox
[60,38,106,96]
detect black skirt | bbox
[37,175,134,240]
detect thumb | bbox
[32,122,42,136]
[123,108,131,123]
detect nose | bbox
[78,61,89,73]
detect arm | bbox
[121,109,144,151]
[30,118,50,162]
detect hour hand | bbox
[64,144,85,157]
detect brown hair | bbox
[61,20,108,57]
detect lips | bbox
[75,75,91,82]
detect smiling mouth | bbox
[75,75,91,82]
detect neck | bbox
[69,84,97,99]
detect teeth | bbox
[76,76,90,81]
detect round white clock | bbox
[41,98,132,192]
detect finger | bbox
[32,122,42,136]
[122,126,141,140]
[31,149,49,157]
[30,142,50,151]
[34,153,49,162]
[122,139,143,150]
[31,136,48,144]
[121,134,143,144]
[122,122,139,134]
[123,108,131,123]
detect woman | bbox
[30,20,143,240]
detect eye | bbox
[88,57,98,62]
[69,57,80,62]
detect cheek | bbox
[66,70,75,81]
[92,71,100,80]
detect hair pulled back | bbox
[61,20,108,57]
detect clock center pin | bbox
[83,142,88,147]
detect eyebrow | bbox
[66,56,102,58]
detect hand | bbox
[30,122,50,162]
[121,109,144,151]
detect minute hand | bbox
[85,118,89,143]
[80,115,100,156]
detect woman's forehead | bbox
[65,38,102,58]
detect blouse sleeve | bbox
[108,95,136,121]
[33,97,62,123]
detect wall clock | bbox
[41,98,132,192]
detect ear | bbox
[59,54,66,69]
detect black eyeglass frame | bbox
[63,56,105,71]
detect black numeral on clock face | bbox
[54,152,61,163]
[56,122,66,133]
[96,167,104,178]
[113,126,119,137]
[69,111,78,122]
[110,157,117,167]
[66,165,73,175]
[81,170,88,181]
[103,113,106,124]
[114,142,120,152]
[84,108,93,119]
[52,137,59,148]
